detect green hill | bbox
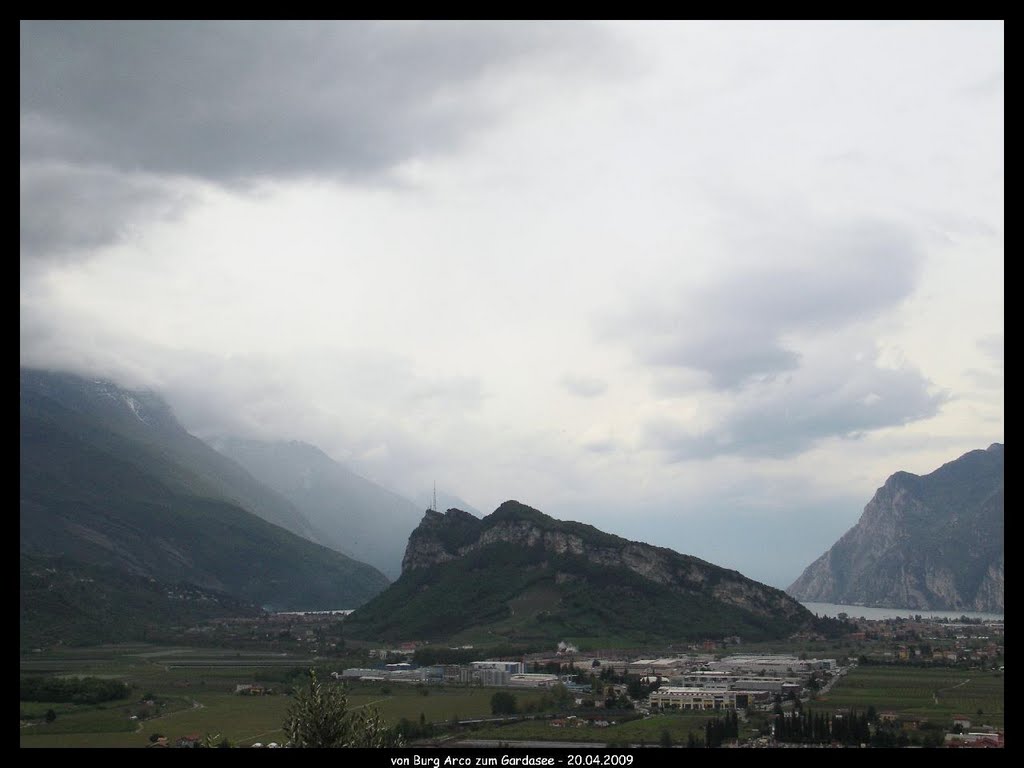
[346,501,823,648]
[20,554,262,647]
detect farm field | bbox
[21,645,1005,747]
[460,711,744,747]
[20,644,549,747]
[810,665,1004,728]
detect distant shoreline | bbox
[802,601,1003,622]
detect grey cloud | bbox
[965,334,1004,390]
[21,21,625,263]
[821,149,868,166]
[957,69,1003,100]
[19,317,474,495]
[19,319,295,437]
[644,358,947,461]
[561,374,607,398]
[407,376,485,411]
[919,207,998,240]
[19,294,479,436]
[977,334,1003,364]
[21,20,622,182]
[648,339,800,390]
[621,220,922,389]
[964,369,1002,390]
[20,162,190,263]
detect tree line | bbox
[21,676,130,704]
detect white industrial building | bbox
[705,655,835,675]
[508,673,561,688]
[674,671,802,695]
[648,687,770,711]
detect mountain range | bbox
[787,444,1004,612]
[208,437,424,580]
[20,368,390,644]
[27,365,990,651]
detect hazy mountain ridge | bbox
[347,501,822,646]
[20,368,391,645]
[210,437,424,579]
[787,444,1004,612]
[21,368,315,539]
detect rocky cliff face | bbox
[401,501,808,625]
[788,444,1004,612]
[347,499,831,644]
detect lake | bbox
[801,601,1003,622]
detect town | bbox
[188,608,1003,748]
[21,608,1004,748]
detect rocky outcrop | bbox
[401,501,808,625]
[348,499,823,644]
[788,444,1004,612]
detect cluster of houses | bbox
[845,617,1004,667]
[943,728,1004,748]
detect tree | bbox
[282,669,401,748]
[548,683,573,709]
[807,673,820,694]
[491,691,517,715]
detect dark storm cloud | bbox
[20,162,189,263]
[645,359,948,461]
[21,20,620,181]
[635,220,921,389]
[20,21,623,262]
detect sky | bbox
[20,21,1004,589]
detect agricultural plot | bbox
[21,692,300,748]
[20,644,551,747]
[460,711,733,746]
[347,686,549,727]
[813,665,1004,728]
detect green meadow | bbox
[21,646,1004,747]
[810,665,1004,728]
[461,711,739,746]
[20,645,548,748]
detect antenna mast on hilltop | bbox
[433,482,437,513]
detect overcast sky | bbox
[21,20,1003,589]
